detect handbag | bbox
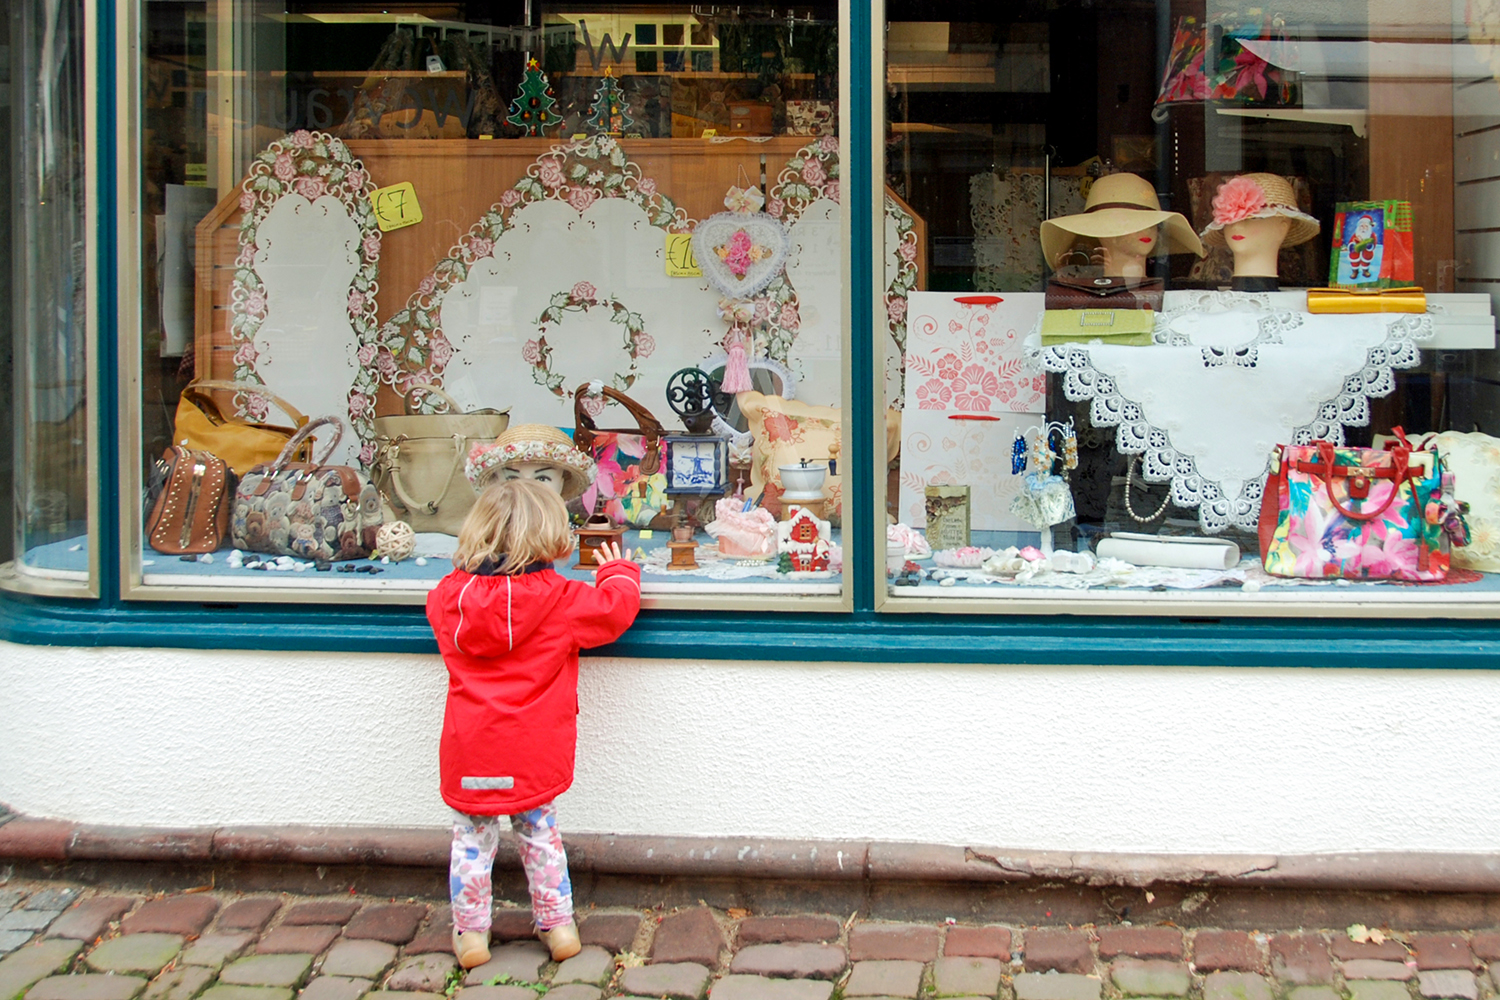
[1306,287,1426,314]
[1046,268,1163,311]
[372,384,510,535]
[1040,309,1156,347]
[174,380,312,477]
[1258,432,1464,582]
[232,415,383,562]
[572,383,672,529]
[145,446,236,555]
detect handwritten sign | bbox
[664,233,701,277]
[369,182,423,232]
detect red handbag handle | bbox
[1307,440,1413,522]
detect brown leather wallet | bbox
[1045,267,1164,311]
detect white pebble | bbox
[1241,580,1261,593]
[939,576,957,587]
[231,550,242,559]
[381,556,390,564]
[141,560,155,567]
[293,563,307,572]
[68,543,83,552]
[198,553,214,564]
[275,556,294,566]
[415,557,427,567]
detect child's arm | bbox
[565,543,642,649]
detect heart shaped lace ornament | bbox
[692,211,790,298]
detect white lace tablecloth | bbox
[1030,294,1433,532]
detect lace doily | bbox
[1033,310,1433,533]
[970,170,1087,291]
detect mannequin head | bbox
[499,461,566,495]
[1223,215,1292,278]
[1098,225,1160,279]
[464,422,596,501]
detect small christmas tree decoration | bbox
[585,67,635,136]
[507,58,558,136]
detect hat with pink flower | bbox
[465,423,596,500]
[1201,173,1320,248]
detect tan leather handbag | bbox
[174,380,312,477]
[371,384,510,535]
[145,446,235,555]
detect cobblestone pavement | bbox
[2,877,1499,1000]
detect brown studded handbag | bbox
[145,446,236,555]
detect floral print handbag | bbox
[1258,432,1467,582]
[571,384,672,529]
[233,414,383,562]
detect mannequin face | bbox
[1223,215,1292,277]
[1098,226,1158,278]
[500,462,566,494]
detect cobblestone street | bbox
[2,877,1499,1000]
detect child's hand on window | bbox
[592,541,625,575]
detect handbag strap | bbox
[382,435,468,514]
[184,380,309,428]
[1307,440,1415,523]
[573,382,665,472]
[405,382,463,416]
[271,415,344,472]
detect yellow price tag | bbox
[369,182,423,232]
[701,129,717,138]
[664,233,701,277]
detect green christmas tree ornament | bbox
[507,58,558,136]
[585,68,634,136]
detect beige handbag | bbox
[371,385,510,535]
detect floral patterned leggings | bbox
[450,803,573,933]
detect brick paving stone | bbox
[1343,960,1414,981]
[123,899,218,939]
[1332,939,1409,962]
[617,962,711,999]
[0,935,32,958]
[485,913,534,945]
[933,956,1003,997]
[553,947,613,987]
[0,914,60,934]
[319,941,397,980]
[219,954,314,989]
[196,988,293,1000]
[1271,935,1333,985]
[736,918,840,946]
[1099,929,1183,960]
[1111,959,1190,996]
[85,933,184,975]
[282,904,360,928]
[1,941,84,1000]
[48,900,139,943]
[944,927,1012,959]
[1024,930,1095,974]
[1194,932,1261,973]
[709,976,834,1000]
[577,913,640,954]
[1349,982,1411,1000]
[25,976,147,1000]
[343,908,425,946]
[142,964,215,1000]
[22,894,78,915]
[451,988,536,1000]
[1471,934,1500,962]
[1012,973,1103,1000]
[1413,938,1474,971]
[1287,986,1341,1000]
[1418,970,1478,1000]
[181,934,253,971]
[360,993,427,1000]
[730,944,845,980]
[543,988,602,1000]
[215,902,280,936]
[461,943,547,986]
[651,909,725,968]
[383,954,456,993]
[256,927,340,956]
[848,924,940,963]
[0,894,24,912]
[1202,971,1273,1000]
[400,915,453,957]
[844,960,924,998]
[297,978,370,1000]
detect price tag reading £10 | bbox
[369,182,423,232]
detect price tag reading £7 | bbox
[369,182,423,232]
[664,233,701,277]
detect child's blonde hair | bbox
[453,478,573,574]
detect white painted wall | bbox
[2,640,1498,854]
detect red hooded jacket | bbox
[426,557,642,815]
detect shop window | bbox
[125,0,850,607]
[882,3,1500,613]
[1,0,94,596]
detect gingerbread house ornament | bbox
[777,505,832,575]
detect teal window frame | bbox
[3,0,1500,668]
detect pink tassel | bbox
[721,329,753,393]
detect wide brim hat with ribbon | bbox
[1039,172,1206,266]
[464,422,596,501]
[1200,172,1321,249]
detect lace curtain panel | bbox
[970,170,1088,291]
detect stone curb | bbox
[5,816,1500,892]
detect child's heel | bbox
[537,921,581,961]
[452,928,491,969]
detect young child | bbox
[426,477,641,968]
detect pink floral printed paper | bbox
[902,292,1046,414]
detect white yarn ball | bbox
[376,520,417,562]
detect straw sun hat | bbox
[1200,173,1321,249]
[464,422,597,501]
[1039,172,1205,267]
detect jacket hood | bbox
[436,565,563,660]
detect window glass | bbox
[884,2,1500,610]
[135,1,845,603]
[4,0,91,591]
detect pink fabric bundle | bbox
[705,498,777,558]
